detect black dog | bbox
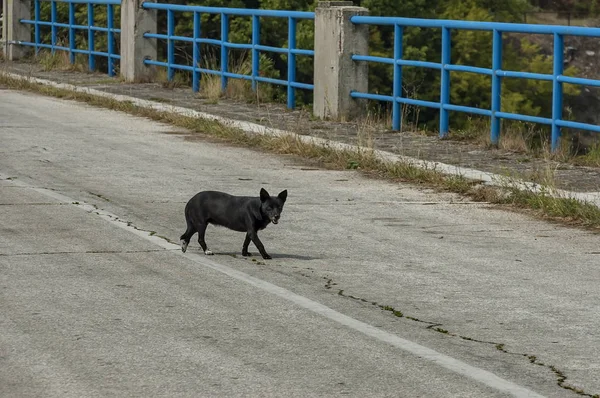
[180,188,288,259]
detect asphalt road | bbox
[1,88,599,398]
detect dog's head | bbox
[259,188,287,224]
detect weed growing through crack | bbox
[331,280,599,398]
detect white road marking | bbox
[0,172,547,398]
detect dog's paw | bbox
[204,250,214,256]
[242,251,252,257]
[180,240,188,253]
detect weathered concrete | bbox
[1,0,31,60]
[3,63,600,198]
[1,89,600,397]
[120,0,157,82]
[313,1,369,121]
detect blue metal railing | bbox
[141,3,315,109]
[350,16,600,151]
[19,0,121,76]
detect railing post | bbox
[51,0,57,54]
[192,11,201,92]
[166,8,174,81]
[87,3,95,71]
[34,0,41,55]
[551,33,564,152]
[313,1,369,121]
[1,0,32,60]
[287,17,297,109]
[392,24,403,131]
[490,29,503,146]
[251,15,260,92]
[68,2,75,64]
[221,13,229,92]
[439,26,451,138]
[107,4,115,76]
[120,0,158,82]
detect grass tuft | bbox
[36,49,89,73]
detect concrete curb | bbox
[3,70,600,208]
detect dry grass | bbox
[2,72,600,230]
[451,117,596,168]
[197,51,279,104]
[155,68,190,90]
[152,51,280,104]
[572,143,600,167]
[37,48,89,73]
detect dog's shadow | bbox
[215,251,318,261]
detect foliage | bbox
[33,0,583,130]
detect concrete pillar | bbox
[120,0,157,82]
[2,0,32,60]
[313,1,369,121]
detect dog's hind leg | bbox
[180,219,197,253]
[242,233,252,257]
[196,223,213,255]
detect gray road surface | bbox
[1,88,599,398]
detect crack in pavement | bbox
[86,191,110,202]
[0,173,556,397]
[2,173,592,397]
[323,277,599,398]
[0,249,175,257]
[0,202,72,206]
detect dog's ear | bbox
[260,188,270,203]
[278,190,288,203]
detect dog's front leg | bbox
[248,230,271,260]
[242,233,252,257]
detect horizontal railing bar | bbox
[18,42,69,51]
[254,44,314,56]
[443,104,492,116]
[355,55,494,72]
[399,59,442,69]
[495,111,553,125]
[70,48,121,58]
[351,16,600,37]
[352,54,394,65]
[351,91,441,109]
[353,56,600,89]
[18,41,120,58]
[144,33,196,43]
[21,19,121,33]
[395,96,441,109]
[497,70,553,81]
[353,55,442,69]
[34,0,121,4]
[557,75,600,87]
[144,60,195,72]
[254,76,314,90]
[350,91,393,102]
[142,3,314,19]
[556,119,600,133]
[143,33,313,56]
[144,59,314,90]
[444,64,493,76]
